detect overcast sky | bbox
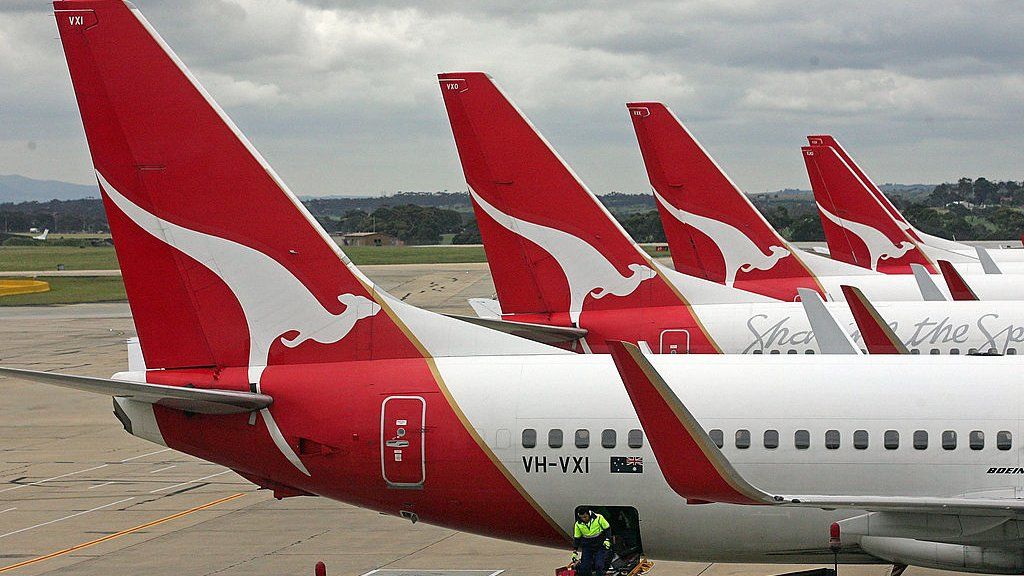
[2,0,1024,197]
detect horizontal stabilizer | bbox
[796,288,861,355]
[445,315,587,344]
[840,286,908,354]
[0,367,271,415]
[607,341,1024,517]
[937,260,979,301]
[468,297,503,319]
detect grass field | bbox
[0,276,126,306]
[0,246,120,272]
[342,245,488,264]
[0,244,672,305]
[0,243,670,271]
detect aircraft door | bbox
[381,396,425,488]
[659,329,690,354]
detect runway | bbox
[0,263,927,576]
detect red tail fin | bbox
[627,102,823,300]
[55,0,424,369]
[438,73,681,323]
[803,146,935,274]
[938,260,979,301]
[807,135,919,238]
[840,286,909,354]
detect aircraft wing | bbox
[840,286,908,354]
[445,314,587,344]
[937,260,979,301]
[0,367,271,415]
[976,246,1002,274]
[606,341,1024,516]
[796,288,861,355]
[909,264,946,301]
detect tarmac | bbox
[0,263,939,576]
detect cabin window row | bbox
[751,348,1015,355]
[708,429,1012,451]
[521,428,644,449]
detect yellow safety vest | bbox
[574,512,610,539]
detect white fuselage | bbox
[796,250,1024,301]
[441,354,1024,562]
[694,299,1024,355]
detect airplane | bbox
[13,2,1024,574]
[438,74,1024,355]
[624,101,1024,301]
[803,135,1024,273]
[606,339,1024,574]
[33,228,49,241]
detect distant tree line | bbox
[0,198,109,234]
[4,178,1024,245]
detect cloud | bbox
[2,0,1023,196]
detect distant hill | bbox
[0,174,98,202]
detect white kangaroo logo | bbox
[471,190,655,325]
[98,171,380,476]
[654,192,789,286]
[816,202,915,270]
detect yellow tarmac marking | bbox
[0,492,245,573]
[0,280,49,297]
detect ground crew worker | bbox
[572,509,611,576]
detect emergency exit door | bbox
[659,329,690,354]
[380,396,425,488]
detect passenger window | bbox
[770,350,780,355]
[988,348,998,355]
[929,348,940,355]
[764,430,779,449]
[825,429,840,449]
[786,349,797,355]
[884,430,899,450]
[950,348,960,355]
[575,429,590,449]
[794,430,810,449]
[627,429,644,449]
[853,430,868,449]
[969,430,984,450]
[1008,348,1017,355]
[968,348,978,354]
[752,349,763,354]
[942,430,957,450]
[804,349,815,354]
[910,349,920,355]
[601,429,616,449]
[709,429,724,449]
[522,429,537,449]
[548,429,563,448]
[997,431,1012,450]
[735,429,751,449]
[913,430,928,450]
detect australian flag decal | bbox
[610,456,643,474]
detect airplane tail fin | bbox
[806,135,915,233]
[438,73,680,323]
[56,1,538,370]
[627,103,823,300]
[802,145,935,274]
